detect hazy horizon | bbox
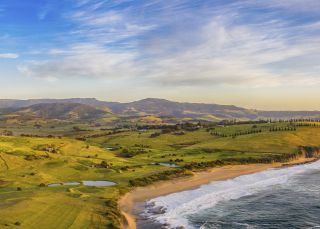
[2,96,320,112]
[1,1,320,110]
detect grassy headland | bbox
[1,120,320,228]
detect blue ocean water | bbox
[143,160,320,229]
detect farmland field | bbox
[1,121,320,228]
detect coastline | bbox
[119,157,317,229]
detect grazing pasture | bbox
[1,121,320,228]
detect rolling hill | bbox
[0,98,320,121]
[0,103,111,122]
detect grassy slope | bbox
[1,122,320,228]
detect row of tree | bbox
[293,123,320,127]
[269,127,296,132]
[211,129,263,138]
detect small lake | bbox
[82,180,116,186]
[105,146,118,151]
[47,183,62,187]
[48,182,79,187]
[152,162,180,168]
[63,182,81,186]
[47,180,116,187]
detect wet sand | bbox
[119,157,317,229]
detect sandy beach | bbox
[119,157,317,229]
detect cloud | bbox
[139,18,286,87]
[19,44,138,80]
[67,5,155,46]
[19,0,320,87]
[0,53,19,59]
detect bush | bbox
[129,169,191,187]
[119,148,132,158]
[25,154,50,161]
[95,160,109,168]
[118,148,148,158]
[150,132,161,138]
[300,146,320,158]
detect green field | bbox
[1,121,320,228]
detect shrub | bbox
[129,169,191,187]
[150,132,161,138]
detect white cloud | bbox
[19,0,320,88]
[0,53,19,59]
[67,8,155,46]
[19,44,138,80]
[137,12,320,87]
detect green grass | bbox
[1,122,320,228]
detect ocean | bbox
[139,160,320,229]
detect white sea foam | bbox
[145,160,320,229]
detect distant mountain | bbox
[0,98,109,109]
[105,98,257,120]
[257,111,320,120]
[0,103,111,121]
[0,98,320,121]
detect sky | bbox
[0,0,320,110]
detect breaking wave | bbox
[144,160,320,229]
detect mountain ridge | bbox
[0,98,319,120]
[0,102,111,122]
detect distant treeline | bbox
[20,134,62,139]
[75,129,126,140]
[137,122,200,131]
[130,119,320,131]
[210,122,320,139]
[269,127,296,132]
[211,129,263,138]
[183,151,303,170]
[293,123,320,127]
[118,148,150,158]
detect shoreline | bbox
[119,157,317,229]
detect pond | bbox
[152,162,180,168]
[47,183,62,187]
[48,182,80,187]
[82,180,116,187]
[47,180,116,187]
[63,182,81,186]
